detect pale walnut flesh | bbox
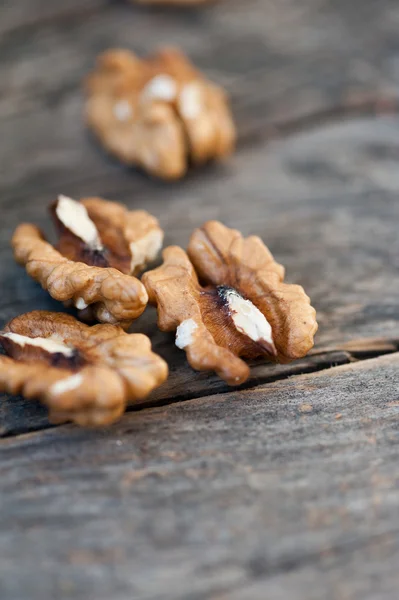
[12,195,164,328]
[51,195,163,276]
[143,221,318,385]
[85,48,236,180]
[0,311,168,426]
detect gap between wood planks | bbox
[1,338,399,441]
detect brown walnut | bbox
[143,221,318,385]
[0,311,168,426]
[132,0,212,5]
[12,195,163,328]
[85,47,236,180]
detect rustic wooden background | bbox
[1,1,399,598]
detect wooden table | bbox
[1,1,399,598]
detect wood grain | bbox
[2,0,399,195]
[2,116,399,434]
[0,349,353,437]
[1,353,399,599]
[2,1,399,597]
[0,0,107,37]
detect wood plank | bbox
[2,1,399,596]
[1,0,399,135]
[2,116,399,434]
[1,0,399,201]
[0,349,352,437]
[1,353,399,599]
[223,539,399,600]
[1,0,399,435]
[0,0,107,36]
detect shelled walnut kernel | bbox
[132,0,212,5]
[12,195,163,329]
[85,48,236,179]
[143,221,318,385]
[0,311,168,426]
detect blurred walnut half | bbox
[12,195,163,328]
[132,0,212,5]
[0,311,168,426]
[85,48,236,179]
[143,221,318,385]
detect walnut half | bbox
[143,221,318,385]
[132,0,212,5]
[0,311,168,426]
[12,195,163,328]
[85,48,236,179]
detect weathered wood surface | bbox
[1,0,399,598]
[2,0,399,197]
[2,354,399,600]
[3,116,399,435]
